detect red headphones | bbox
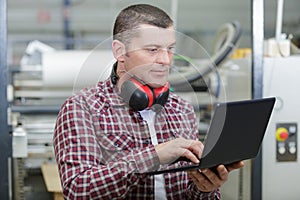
[120,78,170,111]
[110,62,169,111]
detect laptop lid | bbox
[147,97,276,175]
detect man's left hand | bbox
[187,161,244,192]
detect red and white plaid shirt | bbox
[53,78,220,199]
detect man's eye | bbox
[145,48,158,53]
[148,48,158,52]
[168,47,175,53]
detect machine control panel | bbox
[276,123,297,162]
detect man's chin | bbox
[148,82,168,88]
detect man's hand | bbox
[154,138,204,165]
[187,161,244,192]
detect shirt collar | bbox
[99,78,127,108]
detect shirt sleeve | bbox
[187,184,220,199]
[53,98,161,199]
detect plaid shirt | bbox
[53,78,220,200]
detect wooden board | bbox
[41,163,63,194]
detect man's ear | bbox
[112,40,126,62]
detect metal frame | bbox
[0,0,265,199]
[0,0,12,199]
[63,0,72,49]
[251,0,264,199]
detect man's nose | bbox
[156,49,172,65]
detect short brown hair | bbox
[113,4,173,43]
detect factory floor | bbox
[24,169,52,200]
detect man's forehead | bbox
[130,24,176,47]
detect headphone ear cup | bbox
[111,76,118,85]
[153,82,170,106]
[110,62,119,85]
[121,78,154,111]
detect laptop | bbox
[147,97,276,175]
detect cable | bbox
[169,21,242,87]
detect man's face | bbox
[123,24,176,88]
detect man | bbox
[53,4,243,199]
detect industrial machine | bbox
[10,42,115,198]
[261,0,300,198]
[262,56,300,200]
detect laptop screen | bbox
[147,97,276,175]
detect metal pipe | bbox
[275,0,284,41]
[63,0,72,49]
[0,0,12,199]
[10,105,60,114]
[171,0,178,29]
[251,0,264,199]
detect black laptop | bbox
[147,97,276,175]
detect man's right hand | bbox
[154,138,203,165]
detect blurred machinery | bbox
[9,41,115,198]
[219,53,300,200]
[262,56,300,200]
[261,1,300,199]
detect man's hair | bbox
[113,4,173,43]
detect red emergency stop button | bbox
[276,127,289,142]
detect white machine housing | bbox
[263,56,300,200]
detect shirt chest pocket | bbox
[99,132,135,150]
[97,132,136,163]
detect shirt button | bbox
[114,142,119,147]
[145,139,150,144]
